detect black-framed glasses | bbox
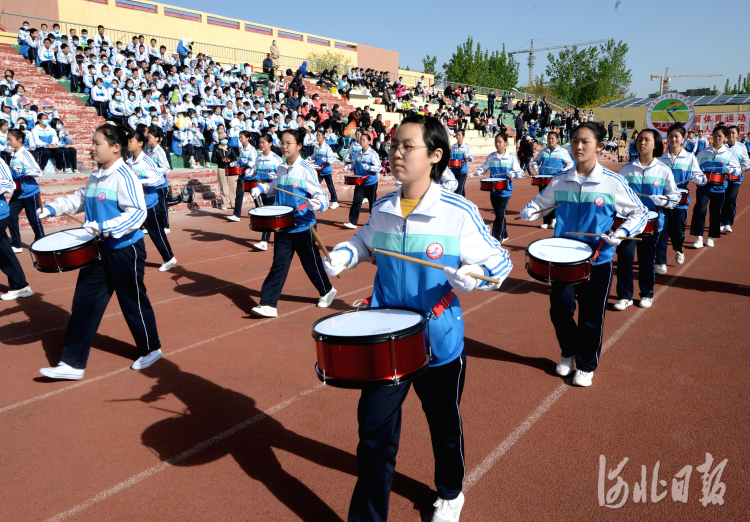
[388,142,427,157]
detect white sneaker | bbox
[725,225,733,233]
[613,299,633,311]
[12,247,22,254]
[431,492,465,522]
[164,228,170,234]
[63,168,72,173]
[251,305,277,317]
[142,228,149,234]
[253,241,268,251]
[317,288,337,308]
[655,264,667,275]
[131,349,163,370]
[227,215,240,222]
[720,225,726,233]
[556,355,576,377]
[72,169,81,174]
[675,251,685,265]
[330,202,339,209]
[363,198,369,203]
[706,237,715,247]
[692,236,703,249]
[159,257,177,271]
[551,218,557,227]
[639,297,653,308]
[540,223,549,229]
[40,361,84,380]
[572,369,593,387]
[343,222,357,229]
[1,285,33,300]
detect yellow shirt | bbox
[400,197,420,217]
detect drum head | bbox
[30,228,97,253]
[647,211,658,220]
[248,205,294,217]
[315,309,423,337]
[534,175,553,179]
[678,188,689,194]
[527,238,593,263]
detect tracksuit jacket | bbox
[128,151,167,209]
[618,158,680,231]
[475,150,523,198]
[695,145,741,194]
[449,142,474,175]
[9,147,42,198]
[350,147,381,186]
[530,146,574,175]
[312,143,337,176]
[659,149,704,210]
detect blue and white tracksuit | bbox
[8,147,44,248]
[347,147,381,226]
[312,142,338,203]
[721,142,750,227]
[128,152,173,263]
[0,158,28,290]
[530,146,574,224]
[691,145,741,239]
[232,142,258,217]
[449,142,474,196]
[146,144,172,227]
[476,150,523,241]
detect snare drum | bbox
[531,175,553,187]
[224,166,245,176]
[677,188,689,206]
[705,171,726,187]
[29,228,103,273]
[448,159,463,169]
[613,210,658,236]
[248,206,296,232]
[243,179,259,192]
[312,307,429,388]
[525,237,594,285]
[344,175,368,186]
[480,177,508,191]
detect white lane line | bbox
[43,383,325,522]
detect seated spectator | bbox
[338,76,352,101]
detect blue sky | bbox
[172,0,746,99]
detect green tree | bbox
[723,78,731,95]
[442,37,518,90]
[422,55,442,81]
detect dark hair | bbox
[259,133,273,145]
[148,125,164,142]
[398,114,449,183]
[638,129,664,156]
[239,130,252,140]
[131,129,147,147]
[667,124,686,137]
[8,129,25,142]
[360,133,371,141]
[727,125,740,134]
[95,123,129,159]
[712,125,728,137]
[572,122,606,144]
[547,131,559,140]
[281,128,306,145]
[494,132,508,143]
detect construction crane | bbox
[650,67,722,95]
[509,39,609,88]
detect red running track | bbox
[0,167,748,521]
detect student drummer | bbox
[343,133,381,230]
[0,157,32,300]
[323,115,512,521]
[529,131,574,229]
[520,122,647,387]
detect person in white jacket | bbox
[0,157,32,300]
[6,129,44,253]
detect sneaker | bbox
[431,492,465,522]
[540,223,549,229]
[720,225,727,233]
[551,218,557,227]
[725,225,733,233]
[318,288,337,308]
[613,299,633,311]
[675,251,685,265]
[159,257,177,272]
[72,169,81,174]
[253,241,268,251]
[1,285,33,301]
[363,198,369,203]
[572,369,593,387]
[639,297,653,308]
[12,247,22,254]
[655,264,667,275]
[343,222,357,229]
[251,305,277,317]
[131,349,163,370]
[164,228,170,234]
[39,361,84,380]
[556,355,576,377]
[706,237,715,247]
[63,168,72,173]
[330,202,339,209]
[142,228,149,235]
[227,215,241,222]
[692,236,703,249]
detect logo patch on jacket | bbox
[653,180,660,188]
[97,192,107,202]
[292,181,299,189]
[594,196,605,207]
[426,242,444,259]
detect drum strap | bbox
[296,202,308,212]
[592,238,605,262]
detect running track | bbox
[1,165,748,521]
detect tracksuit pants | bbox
[348,351,466,522]
[349,184,377,226]
[0,216,28,290]
[720,181,741,227]
[690,190,724,239]
[60,146,78,170]
[320,174,338,203]
[8,195,45,248]
[258,228,332,308]
[59,239,161,369]
[539,186,555,225]
[490,194,510,241]
[656,208,687,264]
[451,170,467,197]
[616,230,659,300]
[142,204,173,263]
[156,187,170,228]
[36,147,65,170]
[549,261,613,372]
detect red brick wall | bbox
[357,43,398,74]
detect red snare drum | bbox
[531,175,553,187]
[14,180,21,191]
[677,188,689,205]
[344,175,368,185]
[480,177,508,191]
[243,179,259,192]
[29,228,104,273]
[613,210,659,236]
[525,237,594,285]
[705,171,726,187]
[248,205,296,232]
[727,173,742,182]
[224,166,244,176]
[448,159,463,169]
[313,307,429,388]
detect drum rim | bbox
[248,205,296,217]
[29,230,102,255]
[480,177,508,184]
[525,237,594,267]
[312,306,428,345]
[531,175,554,179]
[314,362,429,388]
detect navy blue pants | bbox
[348,351,466,522]
[616,230,659,300]
[549,261,613,372]
[490,194,510,241]
[720,181,741,227]
[0,216,28,290]
[349,184,377,226]
[656,208,687,264]
[156,187,170,228]
[143,204,173,262]
[538,185,555,225]
[690,190,724,239]
[258,227,332,307]
[320,174,338,203]
[60,239,161,369]
[36,147,65,171]
[8,195,45,248]
[452,171,467,197]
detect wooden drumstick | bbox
[514,204,560,220]
[64,212,101,235]
[566,231,642,242]
[372,248,501,284]
[635,193,671,200]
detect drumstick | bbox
[514,204,560,220]
[634,193,670,200]
[64,212,101,235]
[372,248,501,284]
[566,231,642,241]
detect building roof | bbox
[599,94,750,109]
